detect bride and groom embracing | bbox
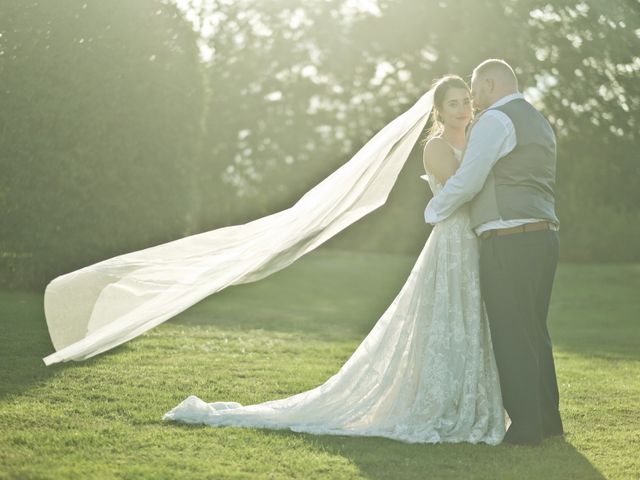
[163,59,564,447]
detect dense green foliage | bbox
[1,1,211,289]
[1,252,639,478]
[1,0,639,289]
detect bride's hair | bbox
[420,74,471,146]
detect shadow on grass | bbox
[172,249,417,343]
[0,290,62,400]
[260,429,606,480]
[175,252,640,363]
[13,252,635,366]
[0,289,131,400]
[549,263,640,362]
[2,253,638,405]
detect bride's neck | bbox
[441,127,466,150]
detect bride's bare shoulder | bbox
[422,137,457,184]
[423,136,451,159]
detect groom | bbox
[424,59,564,445]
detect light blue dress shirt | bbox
[423,93,548,236]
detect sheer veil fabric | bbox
[42,88,434,366]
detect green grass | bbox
[1,250,639,479]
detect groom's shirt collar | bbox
[485,92,525,111]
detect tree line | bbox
[1,0,638,290]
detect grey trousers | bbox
[479,229,563,444]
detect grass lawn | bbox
[1,249,638,479]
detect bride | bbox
[162,75,507,445]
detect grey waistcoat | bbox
[468,98,560,229]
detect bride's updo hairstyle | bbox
[421,74,471,145]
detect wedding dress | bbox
[163,145,507,445]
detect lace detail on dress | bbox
[163,142,506,445]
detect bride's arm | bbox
[422,137,458,185]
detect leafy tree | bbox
[2,0,638,290]
[0,0,204,288]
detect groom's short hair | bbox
[473,59,518,89]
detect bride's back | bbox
[422,141,471,225]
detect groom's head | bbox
[471,59,519,111]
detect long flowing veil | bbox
[42,88,434,366]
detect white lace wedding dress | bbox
[163,145,506,445]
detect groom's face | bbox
[471,73,490,112]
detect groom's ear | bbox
[486,78,495,93]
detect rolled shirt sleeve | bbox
[423,110,515,224]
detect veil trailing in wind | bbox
[42,88,434,366]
